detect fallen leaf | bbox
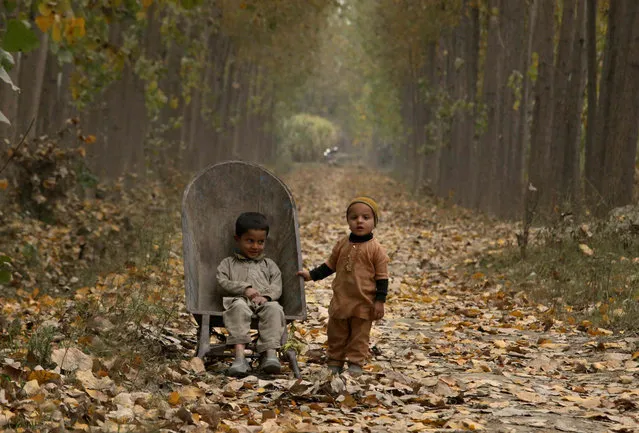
[52,347,93,372]
[27,370,60,384]
[168,391,180,406]
[76,370,114,390]
[515,391,545,403]
[579,244,594,256]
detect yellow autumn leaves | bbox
[34,0,157,44]
[35,2,85,44]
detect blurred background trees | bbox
[1,0,637,219]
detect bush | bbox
[279,114,339,162]
[5,123,92,223]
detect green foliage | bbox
[279,114,339,162]
[1,19,39,52]
[0,17,41,124]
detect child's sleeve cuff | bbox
[375,279,389,302]
[309,263,335,281]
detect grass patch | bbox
[477,229,639,332]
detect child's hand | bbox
[244,287,259,299]
[373,301,385,320]
[297,270,312,281]
[253,295,268,305]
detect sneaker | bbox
[347,363,363,375]
[328,365,343,374]
[227,358,250,377]
[259,351,281,374]
[327,360,344,374]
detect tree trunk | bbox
[526,0,555,218]
[584,0,599,209]
[499,0,526,218]
[436,35,455,199]
[548,0,576,211]
[562,1,587,214]
[463,2,480,208]
[477,0,502,214]
[597,1,639,214]
[15,30,49,141]
[518,0,538,202]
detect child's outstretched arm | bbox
[299,239,341,282]
[297,263,334,282]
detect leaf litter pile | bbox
[0,165,638,432]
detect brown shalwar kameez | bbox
[325,236,389,365]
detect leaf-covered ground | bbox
[1,165,637,432]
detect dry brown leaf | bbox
[563,395,601,408]
[168,391,181,406]
[23,379,40,396]
[579,244,594,256]
[51,347,93,372]
[27,370,60,384]
[177,385,205,402]
[76,370,114,390]
[515,391,545,404]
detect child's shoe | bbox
[327,360,344,374]
[346,363,363,375]
[259,349,281,374]
[228,357,250,377]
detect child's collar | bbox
[234,252,265,261]
[349,232,373,243]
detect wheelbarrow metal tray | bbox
[182,160,306,322]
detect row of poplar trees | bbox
[0,0,332,179]
[356,0,638,219]
[1,1,637,221]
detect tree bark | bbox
[15,30,49,141]
[498,0,526,218]
[526,0,555,218]
[463,2,480,208]
[548,0,576,210]
[477,0,502,214]
[597,1,639,213]
[584,0,601,209]
[562,0,586,213]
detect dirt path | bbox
[233,166,637,433]
[3,165,636,432]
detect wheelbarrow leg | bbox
[197,314,210,359]
[287,349,301,379]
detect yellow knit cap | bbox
[347,196,380,226]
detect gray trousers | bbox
[222,297,285,353]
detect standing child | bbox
[298,197,389,374]
[217,212,286,376]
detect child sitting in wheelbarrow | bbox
[216,212,286,376]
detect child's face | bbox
[235,229,267,259]
[347,203,375,236]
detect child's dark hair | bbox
[236,212,269,236]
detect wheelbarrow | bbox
[181,161,306,378]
